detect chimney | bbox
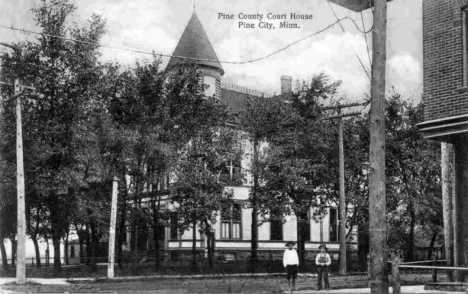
[281,75,292,95]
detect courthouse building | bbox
[418,0,468,274]
[123,11,358,262]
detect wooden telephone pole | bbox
[14,79,26,284]
[338,116,346,275]
[322,102,362,275]
[1,43,30,285]
[368,0,389,293]
[107,177,119,278]
[327,0,389,290]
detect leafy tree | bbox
[107,58,233,269]
[0,0,108,273]
[171,125,242,271]
[385,93,441,260]
[257,73,341,268]
[238,94,293,271]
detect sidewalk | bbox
[0,278,70,285]
[285,286,466,294]
[0,277,466,293]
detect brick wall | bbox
[423,0,468,121]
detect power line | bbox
[1,18,351,66]
[327,1,371,81]
[361,11,372,68]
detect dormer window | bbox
[204,76,217,98]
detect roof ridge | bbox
[221,81,273,97]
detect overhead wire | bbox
[326,1,371,81]
[361,11,372,68]
[1,17,355,66]
[1,11,378,68]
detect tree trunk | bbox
[64,230,69,265]
[85,225,91,265]
[44,234,50,266]
[0,234,8,272]
[250,138,259,273]
[296,211,307,271]
[78,233,85,264]
[357,219,370,272]
[192,219,197,272]
[49,197,62,274]
[31,236,41,268]
[151,176,161,270]
[52,235,61,275]
[132,178,141,268]
[205,221,213,270]
[89,220,98,272]
[427,229,438,260]
[441,142,454,281]
[407,201,416,262]
[11,238,17,267]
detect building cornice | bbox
[417,114,468,141]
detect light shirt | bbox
[283,249,299,267]
[315,252,331,266]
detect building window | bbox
[70,245,75,258]
[221,203,242,239]
[270,210,283,241]
[204,76,217,98]
[220,160,243,186]
[170,212,179,240]
[329,207,339,242]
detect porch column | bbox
[454,133,468,281]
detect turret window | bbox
[204,76,217,98]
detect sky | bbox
[1,0,423,104]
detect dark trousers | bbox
[286,264,298,281]
[317,266,329,289]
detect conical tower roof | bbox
[167,12,224,75]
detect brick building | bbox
[419,0,468,273]
[122,11,358,263]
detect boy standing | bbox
[283,241,299,291]
[315,244,331,290]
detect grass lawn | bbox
[0,273,448,293]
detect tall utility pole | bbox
[326,0,390,290]
[368,0,388,293]
[108,177,119,278]
[337,116,346,275]
[15,78,26,284]
[1,42,28,285]
[322,102,362,276]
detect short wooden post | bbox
[432,256,438,283]
[391,253,401,294]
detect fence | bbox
[389,254,468,293]
[0,249,362,278]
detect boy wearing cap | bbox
[315,244,331,290]
[283,241,299,291]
